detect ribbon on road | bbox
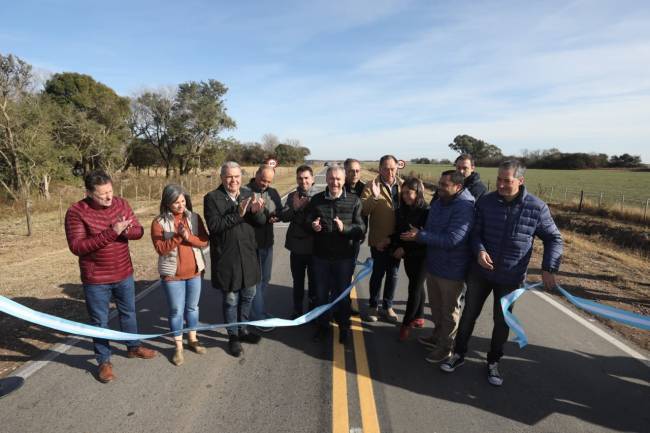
[502,282,650,348]
[0,259,373,341]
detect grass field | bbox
[365,163,650,213]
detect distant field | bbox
[364,163,650,210]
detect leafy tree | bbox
[448,134,503,163]
[274,142,310,165]
[45,72,131,173]
[131,80,235,177]
[0,53,62,235]
[609,153,642,168]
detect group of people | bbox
[64,154,563,386]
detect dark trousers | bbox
[290,252,314,313]
[368,247,400,309]
[402,255,426,326]
[312,256,355,330]
[454,269,518,363]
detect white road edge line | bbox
[531,290,650,367]
[14,278,163,379]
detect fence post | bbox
[578,190,584,212]
[148,184,151,200]
[135,184,138,202]
[487,180,490,191]
[621,194,625,211]
[549,186,554,200]
[58,193,63,227]
[564,187,568,202]
[120,184,123,197]
[644,198,649,222]
[598,192,603,208]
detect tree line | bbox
[0,52,310,234]
[412,134,644,169]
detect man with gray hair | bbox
[441,159,563,387]
[204,161,266,357]
[306,165,365,344]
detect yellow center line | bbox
[332,325,349,433]
[350,286,381,433]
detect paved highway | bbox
[1,172,648,432]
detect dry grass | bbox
[0,166,297,377]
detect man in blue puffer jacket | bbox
[441,159,563,387]
[405,170,475,363]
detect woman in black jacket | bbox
[389,177,429,341]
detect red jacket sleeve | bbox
[119,199,144,241]
[65,206,118,256]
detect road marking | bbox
[350,286,381,433]
[13,279,162,379]
[531,290,649,367]
[332,326,350,433]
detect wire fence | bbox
[483,180,650,223]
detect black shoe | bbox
[338,329,349,344]
[239,331,262,344]
[228,335,242,357]
[312,326,329,342]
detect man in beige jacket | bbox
[361,155,403,323]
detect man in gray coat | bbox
[281,165,316,318]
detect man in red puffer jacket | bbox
[65,170,156,383]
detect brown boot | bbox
[127,346,157,359]
[98,362,115,383]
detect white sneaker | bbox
[487,362,503,386]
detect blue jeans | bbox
[223,285,256,336]
[251,246,273,320]
[368,247,400,309]
[290,252,314,313]
[83,275,140,364]
[162,276,202,337]
[312,256,355,329]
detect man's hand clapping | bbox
[113,215,132,235]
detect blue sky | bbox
[2,0,650,162]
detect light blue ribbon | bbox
[502,282,650,348]
[0,259,373,341]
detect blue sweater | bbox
[471,186,563,285]
[416,188,475,280]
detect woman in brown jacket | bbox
[151,184,209,366]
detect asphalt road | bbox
[1,172,648,433]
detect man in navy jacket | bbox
[441,160,563,387]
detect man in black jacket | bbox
[455,154,487,200]
[306,165,365,344]
[245,164,284,330]
[281,165,316,318]
[204,161,266,357]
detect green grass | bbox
[364,163,650,210]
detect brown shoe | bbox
[187,340,207,354]
[127,346,157,359]
[98,362,115,383]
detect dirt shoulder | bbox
[0,168,297,378]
